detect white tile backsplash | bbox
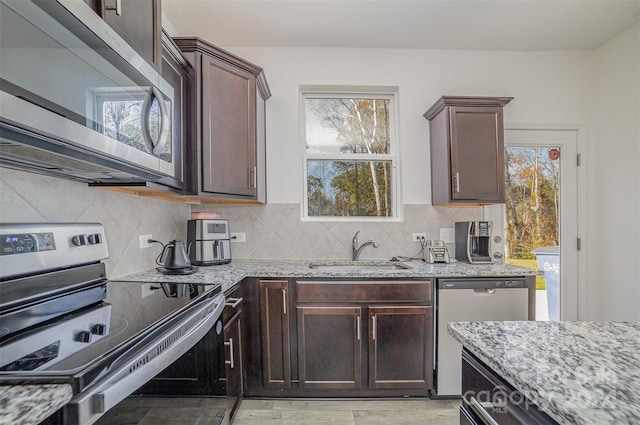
[193,203,482,260]
[0,168,190,278]
[0,168,483,273]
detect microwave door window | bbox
[0,0,172,162]
[94,88,173,162]
[94,89,150,155]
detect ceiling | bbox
[163,0,640,51]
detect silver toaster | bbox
[187,219,232,265]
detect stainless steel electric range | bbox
[0,223,225,425]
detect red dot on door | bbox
[549,149,560,160]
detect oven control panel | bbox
[0,223,109,279]
[1,232,56,256]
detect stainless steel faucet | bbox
[352,231,380,261]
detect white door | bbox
[484,129,579,321]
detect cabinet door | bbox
[368,306,432,389]
[449,106,505,203]
[297,306,362,389]
[201,56,257,197]
[259,280,291,388]
[134,325,225,396]
[91,0,161,67]
[224,310,243,422]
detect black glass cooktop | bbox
[0,280,221,386]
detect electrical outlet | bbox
[440,228,455,244]
[139,234,152,249]
[141,283,155,298]
[412,233,427,242]
[230,232,246,243]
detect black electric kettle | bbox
[159,240,191,270]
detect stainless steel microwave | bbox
[0,0,176,183]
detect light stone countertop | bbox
[112,258,540,293]
[4,259,537,421]
[448,321,640,425]
[0,384,72,425]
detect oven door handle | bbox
[64,292,225,425]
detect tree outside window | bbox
[505,146,560,259]
[303,91,398,219]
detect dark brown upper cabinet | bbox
[424,96,512,206]
[85,0,161,68]
[175,37,271,203]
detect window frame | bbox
[300,86,402,222]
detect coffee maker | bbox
[455,221,493,264]
[187,219,232,265]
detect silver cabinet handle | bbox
[225,297,243,308]
[282,289,287,315]
[224,338,234,369]
[249,167,257,188]
[356,315,361,341]
[469,397,500,425]
[92,393,105,414]
[454,172,460,193]
[105,0,122,15]
[372,315,377,340]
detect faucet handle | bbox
[352,231,360,245]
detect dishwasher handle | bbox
[438,278,527,290]
[473,288,496,295]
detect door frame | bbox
[483,124,588,321]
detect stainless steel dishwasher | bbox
[435,277,530,397]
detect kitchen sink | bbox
[308,261,412,272]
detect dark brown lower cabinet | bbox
[259,280,291,388]
[248,279,434,397]
[292,280,434,395]
[297,306,362,389]
[461,349,558,425]
[223,309,243,422]
[369,306,432,389]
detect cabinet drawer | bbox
[462,350,557,425]
[296,280,432,304]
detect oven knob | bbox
[87,234,103,245]
[76,331,92,343]
[71,234,87,246]
[91,324,107,335]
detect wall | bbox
[3,26,638,318]
[195,42,638,320]
[225,47,593,204]
[193,203,480,260]
[589,23,640,321]
[0,168,190,278]
[193,48,593,265]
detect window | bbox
[302,87,400,220]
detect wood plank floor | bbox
[234,399,460,425]
[97,397,460,425]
